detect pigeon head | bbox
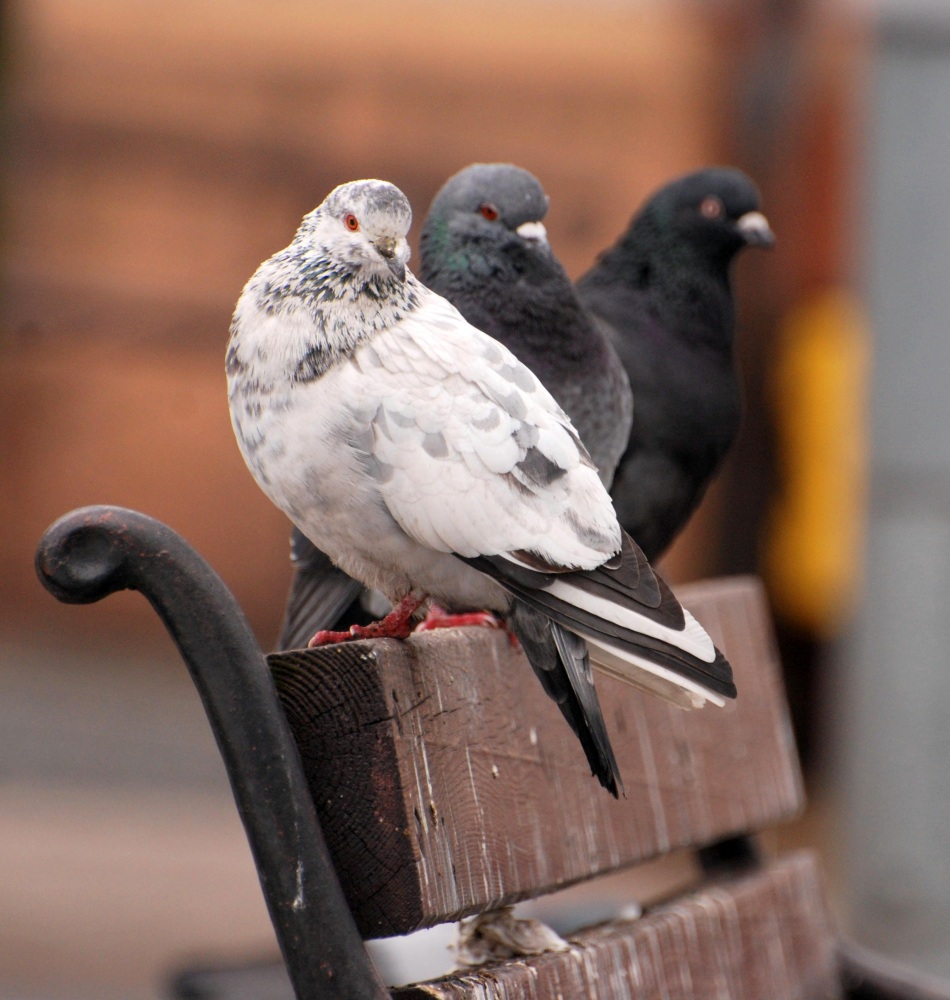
[419,163,552,284]
[638,167,774,264]
[298,179,413,282]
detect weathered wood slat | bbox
[270,576,803,938]
[391,852,840,1000]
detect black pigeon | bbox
[576,167,774,561]
[277,163,634,650]
[419,163,632,485]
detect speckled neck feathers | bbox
[227,180,419,389]
[228,250,422,386]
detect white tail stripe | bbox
[579,631,727,709]
[541,579,717,663]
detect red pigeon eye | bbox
[700,197,724,220]
[479,203,499,221]
[344,213,360,232]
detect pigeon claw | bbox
[308,626,359,647]
[414,604,505,635]
[307,593,426,647]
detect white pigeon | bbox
[227,179,736,797]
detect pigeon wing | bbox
[351,290,622,572]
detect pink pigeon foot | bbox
[414,603,505,634]
[308,593,426,647]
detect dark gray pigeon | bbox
[231,179,736,797]
[576,167,774,561]
[277,164,633,650]
[419,163,632,485]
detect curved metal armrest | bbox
[36,505,389,1000]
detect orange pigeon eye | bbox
[700,197,724,220]
[344,213,360,232]
[479,203,499,221]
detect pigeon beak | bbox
[515,221,548,245]
[736,211,775,248]
[375,236,407,281]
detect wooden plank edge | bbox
[270,575,804,939]
[392,851,840,1000]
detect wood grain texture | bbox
[392,852,840,1000]
[269,576,803,938]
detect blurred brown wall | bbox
[2,0,733,646]
[1,0,865,651]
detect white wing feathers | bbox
[345,289,620,569]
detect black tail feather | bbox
[502,577,735,697]
[508,601,623,797]
[463,539,735,698]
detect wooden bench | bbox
[35,506,950,1000]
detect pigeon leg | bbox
[308,593,425,646]
[414,603,505,634]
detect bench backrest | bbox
[37,508,829,999]
[269,575,803,939]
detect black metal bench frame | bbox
[35,505,950,1000]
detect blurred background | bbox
[4,0,950,996]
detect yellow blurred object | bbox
[765,289,870,638]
